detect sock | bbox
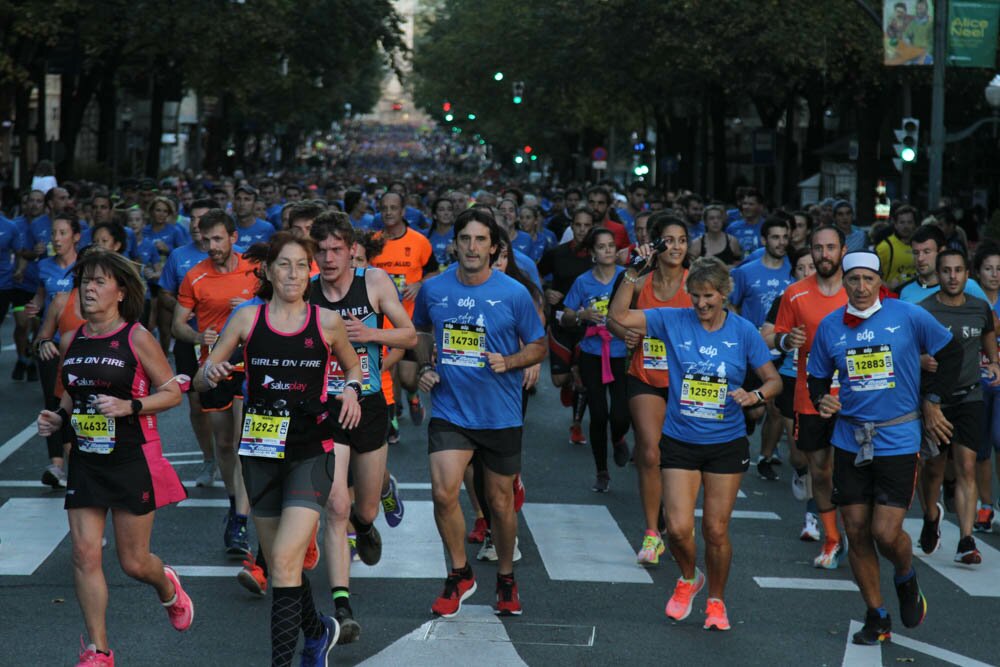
[235,513,248,526]
[893,568,915,585]
[497,571,514,583]
[873,606,888,619]
[332,586,351,612]
[228,495,236,514]
[271,586,303,667]
[452,562,472,578]
[681,568,700,584]
[806,498,819,514]
[256,546,268,578]
[97,649,111,656]
[299,577,324,640]
[573,388,588,423]
[819,509,840,543]
[408,392,420,405]
[794,465,808,478]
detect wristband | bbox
[778,333,789,352]
[622,272,639,284]
[55,407,70,425]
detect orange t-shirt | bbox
[773,274,848,415]
[628,271,691,387]
[370,227,433,316]
[177,254,259,359]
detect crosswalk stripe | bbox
[172,565,242,577]
[694,510,779,520]
[754,577,858,591]
[903,518,1000,597]
[0,423,37,466]
[523,503,652,584]
[842,620,882,666]
[0,498,68,575]
[351,500,445,579]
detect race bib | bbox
[239,409,290,459]
[642,337,668,371]
[589,297,609,323]
[441,322,487,367]
[71,411,116,454]
[845,345,895,391]
[680,373,727,420]
[390,273,407,295]
[327,345,371,395]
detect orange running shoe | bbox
[237,557,268,596]
[303,520,320,571]
[665,568,705,621]
[703,598,731,631]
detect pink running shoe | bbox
[162,566,194,631]
[77,637,114,666]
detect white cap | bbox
[842,251,881,276]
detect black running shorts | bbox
[627,375,669,402]
[659,435,750,474]
[795,412,835,453]
[940,401,983,455]
[775,374,796,420]
[427,418,522,476]
[348,391,389,453]
[831,447,918,509]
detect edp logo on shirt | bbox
[699,345,718,358]
[856,329,875,343]
[458,297,476,308]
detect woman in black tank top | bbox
[194,232,362,666]
[689,204,743,267]
[36,250,191,664]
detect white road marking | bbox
[351,500,446,579]
[754,576,858,591]
[0,498,68,575]
[523,503,652,584]
[891,628,995,667]
[171,565,242,577]
[0,423,38,466]
[903,518,1000,597]
[842,620,883,666]
[693,510,780,520]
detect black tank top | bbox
[309,269,383,396]
[62,322,157,458]
[699,234,741,265]
[243,303,331,459]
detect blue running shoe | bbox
[381,474,405,527]
[300,614,340,667]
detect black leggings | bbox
[37,354,63,459]
[579,352,630,474]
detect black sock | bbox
[256,545,268,578]
[228,495,236,514]
[452,562,472,578]
[497,571,515,583]
[351,510,373,536]
[332,585,352,613]
[271,586,302,667]
[573,387,588,423]
[299,577,325,640]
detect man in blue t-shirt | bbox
[232,185,274,248]
[807,251,961,646]
[898,224,988,303]
[412,208,545,620]
[725,188,766,254]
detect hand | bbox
[38,340,59,361]
[204,359,234,384]
[228,297,247,308]
[23,301,40,317]
[920,353,938,372]
[623,329,641,350]
[33,242,45,256]
[155,240,169,254]
[198,327,219,346]
[37,409,64,437]
[545,289,564,306]
[335,389,362,429]
[418,369,440,393]
[577,308,603,324]
[91,394,132,418]
[523,363,541,390]
[922,400,953,446]
[142,265,156,280]
[730,388,762,408]
[818,394,842,418]
[402,281,422,301]
[343,313,370,343]
[786,325,806,350]
[13,269,23,283]
[987,362,1000,387]
[487,352,510,373]
[615,248,631,265]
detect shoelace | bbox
[381,495,398,512]
[641,534,659,550]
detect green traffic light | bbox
[530,155,537,161]
[901,147,916,162]
[494,72,504,81]
[467,113,476,120]
[512,96,522,104]
[444,113,454,122]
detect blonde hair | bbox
[686,256,733,297]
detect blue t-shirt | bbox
[563,267,627,358]
[899,277,988,304]
[29,214,52,248]
[646,308,772,444]
[808,299,952,456]
[615,208,637,243]
[132,238,160,268]
[725,218,762,254]
[844,227,868,252]
[729,257,794,328]
[236,218,275,247]
[412,270,545,429]
[160,242,209,294]
[688,220,705,241]
[512,229,558,263]
[12,216,38,291]
[37,257,74,309]
[423,226,453,266]
[144,223,188,257]
[0,217,18,290]
[266,204,284,228]
[350,213,376,231]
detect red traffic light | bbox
[391,102,403,111]
[523,145,532,154]
[442,102,452,112]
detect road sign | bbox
[591,146,608,161]
[592,160,607,170]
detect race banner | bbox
[947,0,1000,67]
[884,0,937,65]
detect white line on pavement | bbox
[891,628,995,667]
[171,565,242,577]
[352,501,445,579]
[903,518,1000,597]
[694,510,780,520]
[842,620,882,667]
[0,498,68,575]
[0,423,38,466]
[163,451,204,458]
[754,576,858,591]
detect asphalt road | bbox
[0,318,997,667]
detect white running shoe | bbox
[194,460,216,488]
[791,469,809,502]
[800,512,820,542]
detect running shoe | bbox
[569,424,587,446]
[431,570,477,618]
[813,539,845,569]
[770,449,783,465]
[237,557,267,596]
[76,639,114,666]
[943,480,956,513]
[224,513,251,558]
[790,468,809,501]
[380,475,405,527]
[703,598,731,631]
[665,568,705,621]
[354,525,382,565]
[335,606,361,645]
[162,566,194,631]
[11,359,24,381]
[756,458,778,481]
[973,504,994,533]
[467,517,488,544]
[918,502,943,555]
[408,395,425,426]
[194,460,216,488]
[304,520,320,570]
[25,361,37,382]
[386,415,400,445]
[955,535,982,565]
[495,575,522,616]
[800,512,820,542]
[852,608,892,645]
[636,530,666,567]
[513,474,525,513]
[347,532,359,562]
[41,463,67,489]
[612,438,630,467]
[592,472,610,493]
[560,384,574,407]
[477,532,497,561]
[895,570,927,628]
[300,614,340,667]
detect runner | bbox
[561,227,629,492]
[11,189,45,381]
[36,250,191,665]
[195,231,361,666]
[687,204,742,267]
[609,255,781,631]
[973,241,1000,531]
[172,209,259,557]
[808,250,961,645]
[309,212,417,643]
[413,207,546,618]
[898,225,989,304]
[916,249,1000,564]
[774,226,850,568]
[607,213,690,565]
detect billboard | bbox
[884,0,936,65]
[947,1,1000,67]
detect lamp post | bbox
[985,76,1000,138]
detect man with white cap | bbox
[807,250,961,646]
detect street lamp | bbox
[986,75,1000,138]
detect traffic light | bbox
[523,145,532,154]
[893,117,919,171]
[467,113,477,121]
[633,164,650,177]
[493,71,504,81]
[512,81,524,104]
[444,113,454,122]
[442,101,452,112]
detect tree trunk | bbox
[145,74,165,177]
[58,69,100,179]
[782,97,799,208]
[34,63,47,161]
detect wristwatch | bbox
[924,393,942,405]
[752,390,765,406]
[344,380,363,398]
[131,399,143,415]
